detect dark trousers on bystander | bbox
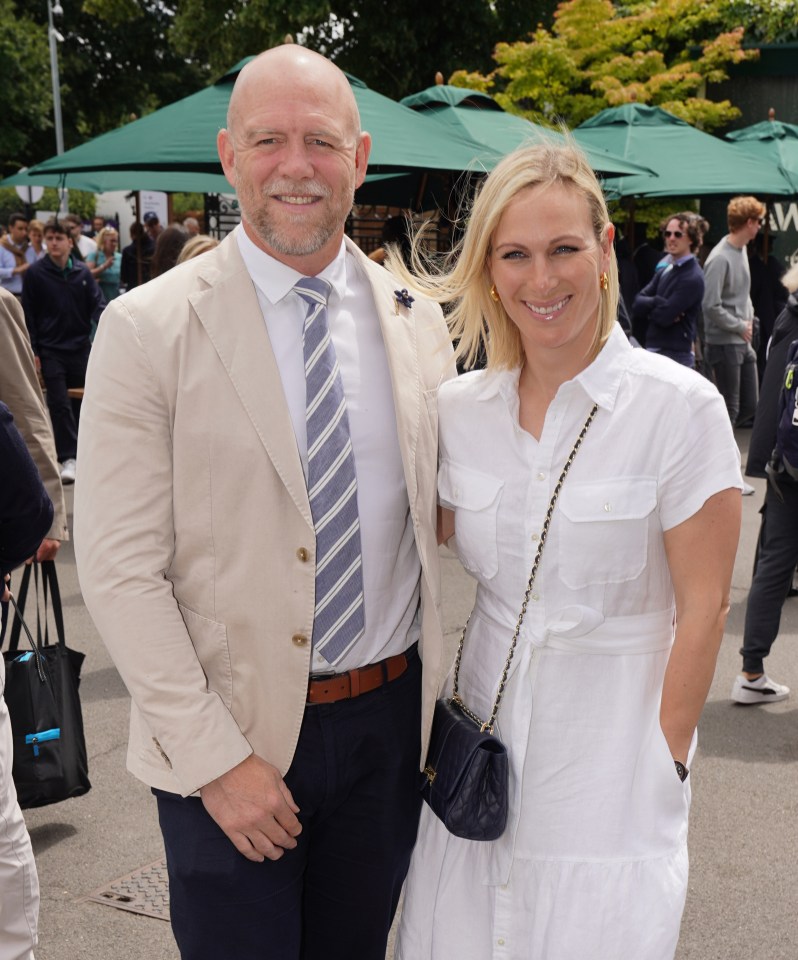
[741,479,798,674]
[39,345,90,462]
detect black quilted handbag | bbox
[422,696,508,840]
[421,403,598,841]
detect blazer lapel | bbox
[190,238,312,527]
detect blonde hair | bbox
[388,140,618,370]
[96,226,118,248]
[176,233,219,264]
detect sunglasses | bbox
[663,230,684,238]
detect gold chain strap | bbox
[450,402,599,734]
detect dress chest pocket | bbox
[438,460,504,580]
[557,477,657,589]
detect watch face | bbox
[674,760,688,782]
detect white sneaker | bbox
[742,482,756,496]
[60,458,76,485]
[731,673,790,704]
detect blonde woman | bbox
[392,142,743,959]
[86,226,121,303]
[176,233,219,264]
[27,219,47,259]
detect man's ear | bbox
[353,131,372,190]
[218,129,237,189]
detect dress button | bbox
[604,502,612,512]
[296,547,309,562]
[292,634,308,647]
[531,533,539,542]
[531,593,539,602]
[498,938,506,946]
[536,472,545,481]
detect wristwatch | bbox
[674,760,689,782]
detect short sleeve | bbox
[657,377,743,531]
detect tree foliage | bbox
[0,0,53,171]
[167,0,552,100]
[1,0,208,179]
[0,186,95,225]
[1,0,556,178]
[450,0,793,131]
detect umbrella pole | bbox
[135,192,143,288]
[624,197,636,249]
[763,199,771,258]
[413,173,429,213]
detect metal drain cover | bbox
[81,858,170,921]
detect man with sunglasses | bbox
[702,196,765,435]
[632,213,705,368]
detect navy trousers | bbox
[741,481,798,673]
[39,345,90,462]
[155,649,422,960]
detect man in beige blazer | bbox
[0,288,67,557]
[74,45,452,960]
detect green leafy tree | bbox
[0,0,53,176]
[449,0,791,131]
[1,0,209,178]
[167,0,551,100]
[0,186,94,225]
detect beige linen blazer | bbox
[0,288,68,542]
[74,232,453,796]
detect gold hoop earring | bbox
[599,272,609,292]
[490,283,500,303]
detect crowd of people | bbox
[1,41,798,960]
[0,210,218,490]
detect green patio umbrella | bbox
[725,119,798,194]
[11,60,501,205]
[576,104,796,198]
[400,84,656,180]
[1,168,232,194]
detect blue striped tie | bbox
[296,277,365,665]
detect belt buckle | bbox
[309,671,338,683]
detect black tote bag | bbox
[2,561,91,808]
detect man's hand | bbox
[200,754,301,863]
[742,319,753,343]
[2,574,9,602]
[35,539,60,562]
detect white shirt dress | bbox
[396,326,743,960]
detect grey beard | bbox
[250,209,342,257]
[240,179,354,258]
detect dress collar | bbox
[473,322,631,414]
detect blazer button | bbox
[292,634,309,647]
[296,547,309,562]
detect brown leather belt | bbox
[307,647,414,704]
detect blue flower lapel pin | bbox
[394,288,415,314]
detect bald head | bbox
[227,46,361,144]
[217,43,371,274]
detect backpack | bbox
[774,338,798,479]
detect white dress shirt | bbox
[236,227,421,673]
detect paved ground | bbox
[16,427,798,959]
